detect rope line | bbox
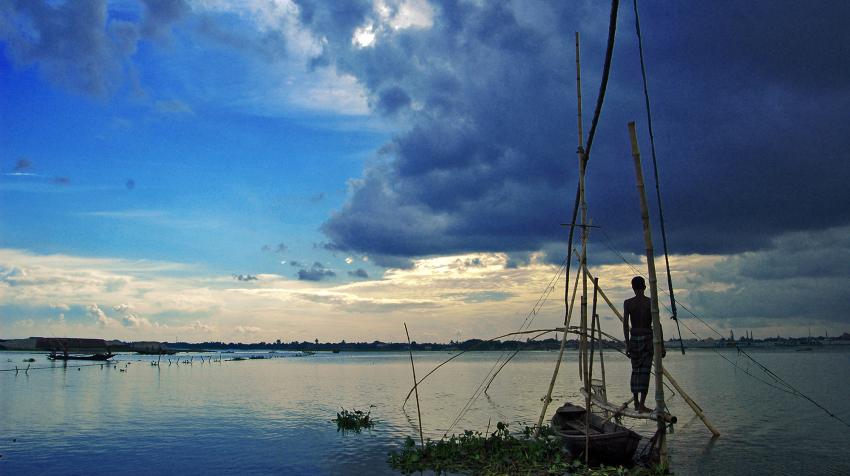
[632,0,685,355]
[595,229,850,428]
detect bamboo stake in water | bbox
[628,121,668,468]
[405,323,425,447]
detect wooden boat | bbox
[48,352,114,361]
[551,402,642,466]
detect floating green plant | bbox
[333,407,375,432]
[388,423,663,475]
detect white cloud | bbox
[353,0,434,49]
[87,304,112,328]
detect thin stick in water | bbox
[404,323,425,447]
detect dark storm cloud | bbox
[0,0,185,96]
[307,0,850,263]
[348,268,369,279]
[686,226,850,324]
[297,262,336,281]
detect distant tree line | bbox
[167,338,625,352]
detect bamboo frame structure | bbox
[581,389,676,423]
[580,264,719,436]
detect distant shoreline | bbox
[3,333,849,353]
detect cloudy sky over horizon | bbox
[2,0,849,342]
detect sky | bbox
[1,0,849,343]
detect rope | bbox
[632,0,685,355]
[443,330,551,436]
[595,229,850,428]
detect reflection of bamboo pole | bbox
[580,240,721,438]
[629,121,667,468]
[405,323,425,447]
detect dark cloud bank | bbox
[299,1,850,266]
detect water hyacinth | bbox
[333,407,375,433]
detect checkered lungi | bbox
[629,333,654,394]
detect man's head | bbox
[631,276,646,295]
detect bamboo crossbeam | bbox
[581,262,721,437]
[581,389,676,424]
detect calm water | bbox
[1,349,849,475]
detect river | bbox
[1,348,849,475]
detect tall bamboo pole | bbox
[535,31,585,432]
[580,263,720,436]
[628,121,667,468]
[576,29,592,464]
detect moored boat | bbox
[551,402,641,466]
[48,352,114,361]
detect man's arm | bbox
[622,300,631,357]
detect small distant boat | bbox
[551,402,641,465]
[332,349,340,354]
[48,352,114,361]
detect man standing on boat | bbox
[623,276,665,413]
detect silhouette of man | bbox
[623,276,664,413]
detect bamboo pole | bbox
[589,277,599,378]
[577,30,592,464]
[595,278,608,404]
[534,31,585,432]
[629,121,666,468]
[535,293,574,431]
[665,373,720,437]
[404,323,425,447]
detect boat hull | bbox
[551,402,642,466]
[48,353,114,361]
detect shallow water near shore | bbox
[2,348,849,475]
